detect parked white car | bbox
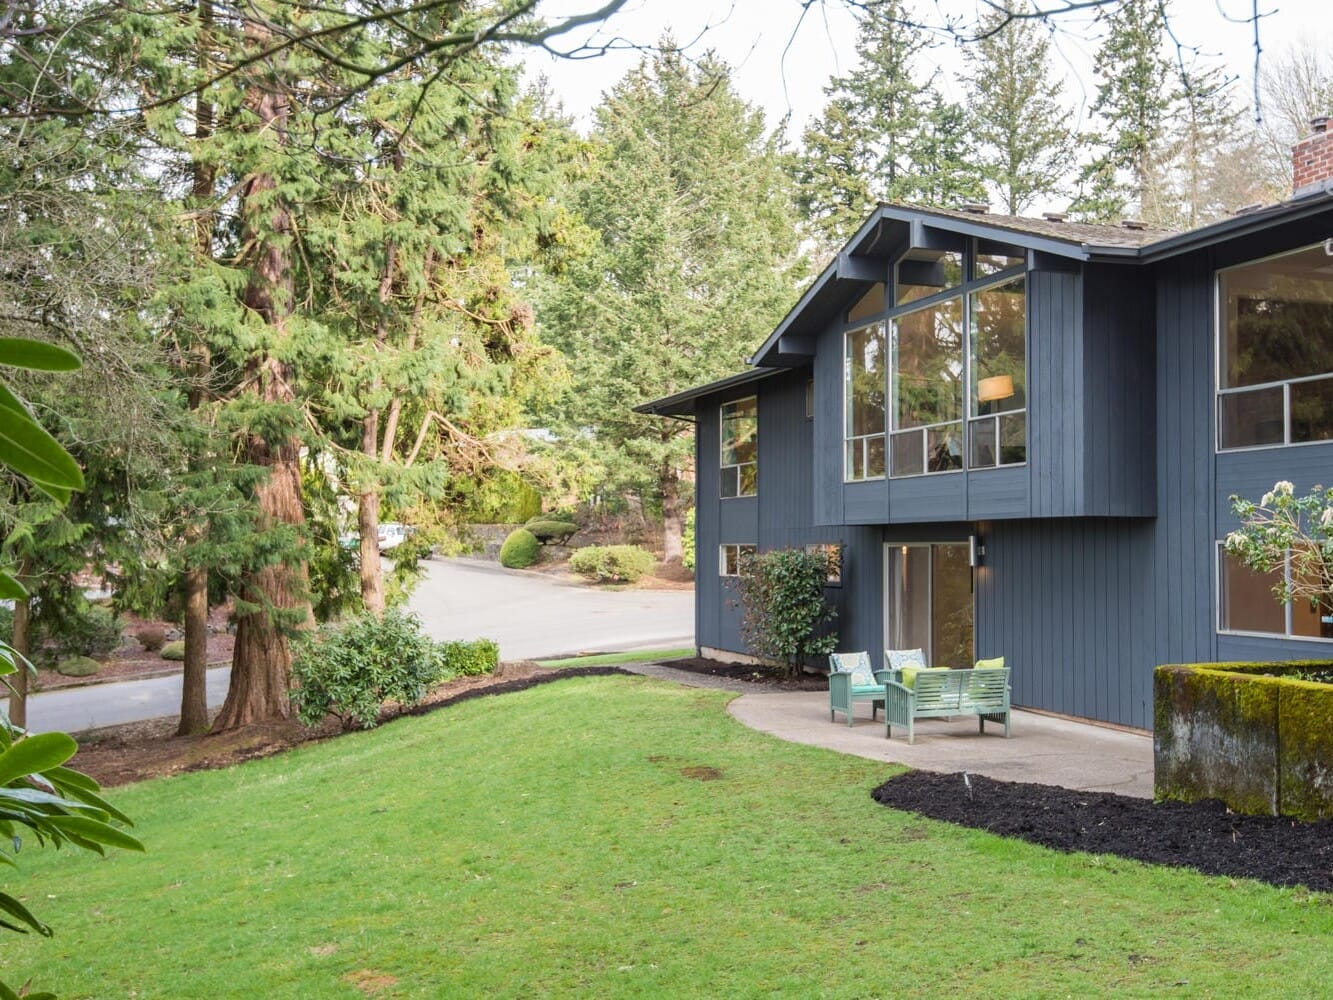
[377,522,407,552]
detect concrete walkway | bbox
[727,689,1154,798]
[627,663,1154,798]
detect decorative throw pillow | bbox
[886,648,926,671]
[831,652,876,687]
[901,666,950,690]
[975,656,1005,670]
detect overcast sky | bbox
[524,0,1332,135]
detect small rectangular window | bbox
[848,283,885,323]
[897,250,963,306]
[720,543,756,577]
[720,397,757,498]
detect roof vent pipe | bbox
[1120,218,1148,230]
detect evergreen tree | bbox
[1073,0,1174,223]
[960,3,1076,215]
[539,44,804,559]
[794,2,933,257]
[901,92,986,208]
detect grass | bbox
[534,647,693,668]
[8,675,1333,998]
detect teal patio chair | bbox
[828,651,887,727]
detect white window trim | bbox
[719,543,756,577]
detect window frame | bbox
[805,542,844,586]
[719,395,758,499]
[843,320,888,483]
[1215,242,1333,454]
[719,543,756,578]
[1215,541,1333,642]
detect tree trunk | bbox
[179,0,214,737]
[661,465,684,562]
[358,405,385,615]
[177,565,210,735]
[9,590,30,730]
[213,52,311,731]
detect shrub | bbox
[438,638,500,677]
[682,507,696,573]
[135,625,167,652]
[527,509,576,525]
[525,519,578,544]
[291,608,446,731]
[160,640,186,661]
[0,605,11,643]
[569,545,655,583]
[499,528,540,568]
[55,655,100,677]
[736,547,838,677]
[49,603,122,659]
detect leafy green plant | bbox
[525,519,578,544]
[47,604,122,661]
[291,608,449,731]
[526,509,576,525]
[1226,481,1333,617]
[437,638,500,677]
[499,528,540,569]
[682,507,696,573]
[54,656,100,678]
[736,547,838,677]
[159,641,185,661]
[568,545,655,583]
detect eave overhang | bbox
[633,367,785,419]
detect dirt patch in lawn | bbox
[872,770,1333,893]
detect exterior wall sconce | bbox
[969,535,984,567]
[977,374,1015,404]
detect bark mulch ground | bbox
[661,656,829,690]
[872,770,1333,894]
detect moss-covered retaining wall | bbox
[1155,661,1333,821]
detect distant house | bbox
[638,121,1333,730]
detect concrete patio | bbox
[726,689,1155,798]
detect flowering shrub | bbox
[1226,481,1333,611]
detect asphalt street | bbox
[15,557,695,734]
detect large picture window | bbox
[843,242,1027,481]
[720,397,757,498]
[969,276,1027,468]
[1218,545,1333,639]
[1218,244,1333,450]
[845,323,886,480]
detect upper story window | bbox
[847,283,885,323]
[969,276,1027,468]
[843,240,1026,481]
[720,396,757,498]
[891,296,964,476]
[1218,244,1333,450]
[844,322,887,480]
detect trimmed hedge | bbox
[569,545,655,583]
[55,655,100,677]
[499,528,540,568]
[160,640,186,661]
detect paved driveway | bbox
[407,557,694,661]
[18,557,694,734]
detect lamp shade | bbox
[977,374,1015,404]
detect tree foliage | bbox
[538,42,803,558]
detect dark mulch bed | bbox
[873,770,1333,893]
[662,656,828,690]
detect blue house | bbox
[639,125,1333,730]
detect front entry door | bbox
[884,543,974,667]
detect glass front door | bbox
[884,543,974,667]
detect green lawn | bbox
[9,675,1332,998]
[535,647,694,668]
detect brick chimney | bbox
[1293,116,1333,196]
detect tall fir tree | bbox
[960,3,1076,215]
[1073,0,1174,223]
[901,92,986,208]
[794,2,933,258]
[539,44,804,559]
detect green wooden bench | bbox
[883,667,1012,743]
